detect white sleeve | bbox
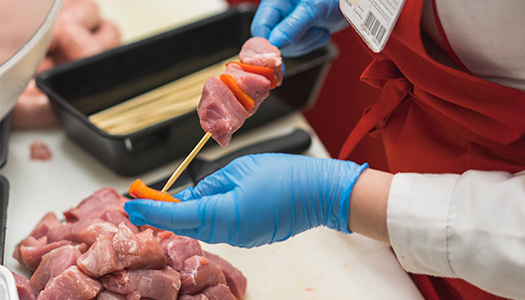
[387,170,525,300]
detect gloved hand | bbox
[251,0,349,57]
[124,153,368,248]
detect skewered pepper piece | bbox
[226,62,277,89]
[219,73,255,111]
[128,179,180,203]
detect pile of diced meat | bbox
[12,0,121,129]
[198,37,283,147]
[11,188,247,300]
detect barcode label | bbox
[363,11,386,45]
[340,0,406,52]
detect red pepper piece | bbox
[128,179,180,203]
[219,73,255,111]
[226,62,277,89]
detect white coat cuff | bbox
[387,173,460,277]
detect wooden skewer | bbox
[96,93,200,131]
[89,56,238,125]
[161,132,212,192]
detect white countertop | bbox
[0,1,424,299]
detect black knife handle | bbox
[189,128,311,183]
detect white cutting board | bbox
[1,1,424,299]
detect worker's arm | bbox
[381,170,525,299]
[349,169,393,244]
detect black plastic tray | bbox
[0,175,8,264]
[0,112,12,169]
[36,4,338,176]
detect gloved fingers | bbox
[267,1,318,49]
[124,199,202,230]
[279,27,331,57]
[251,0,296,39]
[188,171,233,199]
[173,186,197,201]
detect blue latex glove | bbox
[251,0,349,57]
[125,153,368,248]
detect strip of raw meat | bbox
[204,251,247,300]
[201,283,236,300]
[100,267,181,300]
[179,255,227,296]
[29,245,81,294]
[198,76,248,147]
[239,37,283,86]
[77,234,124,277]
[223,63,271,116]
[96,290,127,300]
[158,231,203,271]
[37,266,102,300]
[19,240,69,271]
[12,271,36,300]
[63,188,128,223]
[47,218,118,246]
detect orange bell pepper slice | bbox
[227,62,277,89]
[128,179,180,203]
[219,74,255,111]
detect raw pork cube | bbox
[18,240,69,270]
[38,266,102,300]
[239,37,283,86]
[113,224,167,270]
[27,212,63,239]
[223,63,271,116]
[29,245,81,293]
[179,255,227,295]
[204,251,247,300]
[13,212,62,264]
[158,231,203,271]
[198,76,248,147]
[77,234,124,277]
[132,228,167,269]
[12,271,36,300]
[202,283,236,300]
[63,188,128,222]
[97,290,127,300]
[47,218,118,246]
[13,236,47,265]
[101,209,139,233]
[112,222,143,268]
[101,266,181,300]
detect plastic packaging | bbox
[0,265,18,300]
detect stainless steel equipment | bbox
[0,0,64,121]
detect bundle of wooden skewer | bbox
[88,56,237,135]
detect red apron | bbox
[337,0,525,299]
